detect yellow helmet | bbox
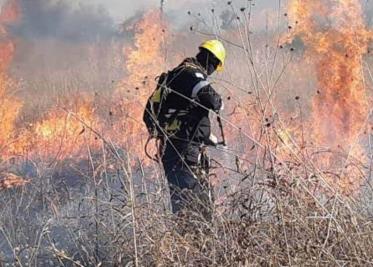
[199,39,226,72]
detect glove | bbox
[208,133,218,146]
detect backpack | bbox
[143,59,209,140]
[143,72,180,138]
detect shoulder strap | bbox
[191,80,210,98]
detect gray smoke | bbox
[3,0,214,42]
[3,0,286,42]
[2,0,372,42]
[12,0,117,41]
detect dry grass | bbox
[1,2,373,266]
[1,128,372,266]
[0,173,28,190]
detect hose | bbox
[144,136,159,162]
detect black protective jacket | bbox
[161,58,222,169]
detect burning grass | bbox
[0,173,28,190]
[0,0,373,266]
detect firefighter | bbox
[157,40,226,219]
[143,40,226,219]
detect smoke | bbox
[2,0,372,43]
[92,0,211,22]
[12,0,117,41]
[1,0,290,42]
[1,0,218,41]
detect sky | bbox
[0,0,222,38]
[3,0,352,42]
[86,0,213,22]
[0,0,277,41]
[87,0,159,21]
[50,0,270,24]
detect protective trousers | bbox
[164,163,214,221]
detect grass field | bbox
[1,1,373,266]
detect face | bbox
[206,53,220,75]
[197,48,221,76]
[206,63,216,75]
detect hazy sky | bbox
[0,0,300,40]
[88,0,158,21]
[86,0,219,23]
[0,0,282,24]
[0,0,221,25]
[18,0,213,23]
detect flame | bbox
[116,10,169,158]
[2,9,171,163]
[0,0,367,197]
[118,10,167,97]
[0,173,28,190]
[0,76,22,152]
[31,99,99,160]
[286,0,371,147]
[0,0,22,156]
[285,0,372,193]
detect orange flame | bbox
[0,76,22,152]
[0,0,22,156]
[118,10,167,97]
[285,0,372,193]
[30,98,100,160]
[4,10,171,163]
[286,0,371,147]
[0,173,28,190]
[116,10,169,158]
